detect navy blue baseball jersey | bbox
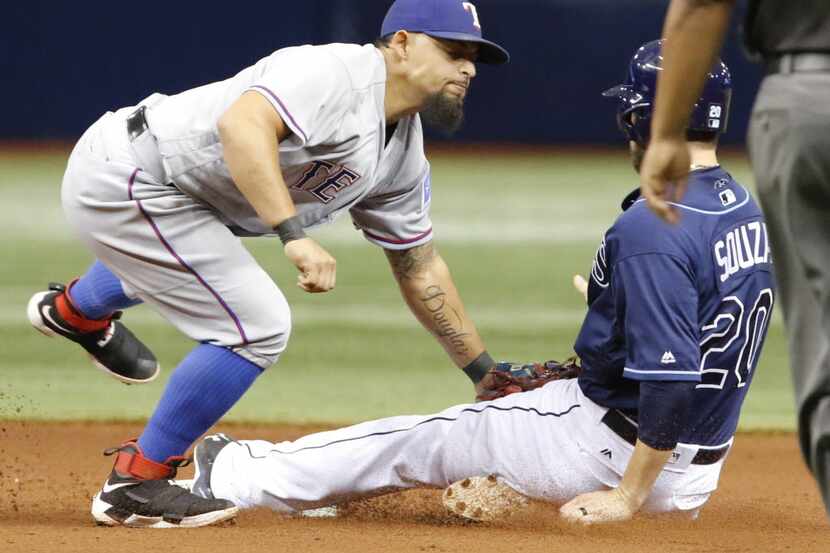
[575,166,775,447]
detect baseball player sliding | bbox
[183,40,776,525]
[25,0,510,528]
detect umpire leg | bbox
[748,72,830,515]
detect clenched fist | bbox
[284,237,337,293]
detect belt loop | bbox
[779,54,793,75]
[127,106,149,141]
[126,106,167,184]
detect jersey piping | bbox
[240,402,583,458]
[631,184,751,216]
[247,85,309,143]
[127,168,250,345]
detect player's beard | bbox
[420,91,465,136]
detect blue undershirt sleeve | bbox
[637,380,696,450]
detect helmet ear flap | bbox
[616,110,636,142]
[618,105,652,145]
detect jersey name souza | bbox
[714,221,772,283]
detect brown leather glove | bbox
[475,357,582,402]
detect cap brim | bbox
[424,31,510,65]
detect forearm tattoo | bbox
[385,242,437,281]
[419,285,470,356]
[386,243,471,356]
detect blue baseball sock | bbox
[137,344,263,463]
[68,260,142,319]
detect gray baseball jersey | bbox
[60,43,435,370]
[146,43,434,249]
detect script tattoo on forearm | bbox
[386,243,471,356]
[419,285,470,356]
[385,242,436,281]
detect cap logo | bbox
[462,2,481,30]
[708,103,723,129]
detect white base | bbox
[299,506,339,518]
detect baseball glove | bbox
[475,357,582,402]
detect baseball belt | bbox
[126,106,168,184]
[601,409,729,465]
[765,53,830,76]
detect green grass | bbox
[0,148,795,429]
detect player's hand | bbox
[474,369,520,401]
[559,488,639,524]
[572,274,588,302]
[639,136,691,225]
[283,237,337,293]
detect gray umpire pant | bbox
[748,71,830,515]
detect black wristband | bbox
[462,351,496,384]
[274,216,307,245]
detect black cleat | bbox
[192,433,235,500]
[27,283,160,384]
[91,442,238,529]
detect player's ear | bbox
[388,30,411,61]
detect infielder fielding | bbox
[26,0,510,528]
[184,41,775,524]
[638,0,830,516]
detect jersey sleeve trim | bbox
[623,367,702,382]
[677,437,734,450]
[362,228,433,250]
[246,85,309,144]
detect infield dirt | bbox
[0,422,827,553]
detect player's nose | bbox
[459,58,476,79]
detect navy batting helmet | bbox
[603,39,732,144]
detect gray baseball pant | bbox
[61,109,291,370]
[748,71,830,515]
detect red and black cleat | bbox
[27,282,160,384]
[91,440,238,529]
